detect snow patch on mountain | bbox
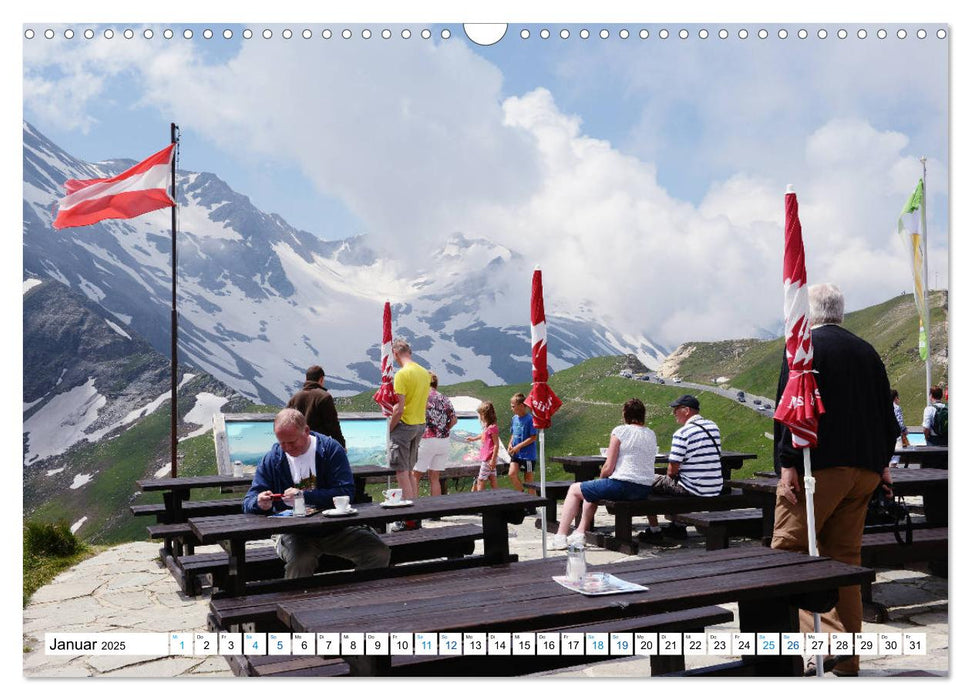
[105,319,131,340]
[181,392,230,440]
[23,378,106,463]
[24,278,43,294]
[70,517,87,535]
[70,473,93,490]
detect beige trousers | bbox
[771,466,880,674]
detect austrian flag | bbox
[52,144,175,230]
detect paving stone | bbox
[29,579,103,604]
[103,572,165,591]
[24,663,95,677]
[98,591,156,611]
[86,654,170,673]
[101,656,201,677]
[909,610,948,626]
[186,656,233,674]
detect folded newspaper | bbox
[552,572,648,596]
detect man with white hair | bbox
[772,283,898,677]
[243,408,390,578]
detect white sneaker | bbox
[550,534,569,550]
[567,531,586,546]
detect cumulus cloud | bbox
[23,29,947,348]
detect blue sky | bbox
[20,17,951,346]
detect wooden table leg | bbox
[707,524,729,551]
[737,597,803,676]
[758,494,775,546]
[345,655,392,676]
[613,509,638,554]
[482,511,511,563]
[923,487,948,577]
[225,538,247,597]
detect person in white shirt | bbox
[551,398,657,550]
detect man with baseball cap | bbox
[639,394,723,544]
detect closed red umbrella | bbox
[372,301,398,417]
[524,266,561,557]
[773,185,826,677]
[774,188,825,445]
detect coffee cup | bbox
[333,495,351,513]
[233,460,244,477]
[383,488,403,504]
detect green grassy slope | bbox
[670,291,948,422]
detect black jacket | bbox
[287,381,346,448]
[774,324,898,475]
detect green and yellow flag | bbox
[897,179,928,360]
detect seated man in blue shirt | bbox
[243,408,390,578]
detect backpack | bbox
[932,404,948,438]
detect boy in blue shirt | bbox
[508,393,539,493]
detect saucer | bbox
[322,508,358,517]
[379,500,414,508]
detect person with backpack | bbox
[922,385,948,446]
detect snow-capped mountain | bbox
[23,121,667,406]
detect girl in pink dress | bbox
[467,401,499,491]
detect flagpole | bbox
[539,429,547,558]
[170,123,180,477]
[920,156,932,402]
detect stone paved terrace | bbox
[23,507,949,678]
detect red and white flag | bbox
[524,267,562,429]
[773,188,825,448]
[372,301,399,416]
[52,144,175,230]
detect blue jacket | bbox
[242,432,356,514]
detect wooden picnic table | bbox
[137,474,252,523]
[894,445,948,469]
[553,451,758,485]
[189,490,548,596]
[276,546,874,677]
[729,468,948,544]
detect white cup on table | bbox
[333,495,351,513]
[383,488,403,505]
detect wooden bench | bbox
[230,605,735,677]
[175,523,483,596]
[673,509,763,551]
[599,490,759,554]
[131,498,243,523]
[860,526,948,621]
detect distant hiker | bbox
[242,408,389,577]
[286,365,345,448]
[388,337,431,531]
[638,394,723,545]
[922,385,948,446]
[507,393,538,493]
[551,399,657,550]
[772,283,898,677]
[467,401,500,492]
[413,372,457,497]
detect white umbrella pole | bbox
[802,447,824,677]
[540,429,547,558]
